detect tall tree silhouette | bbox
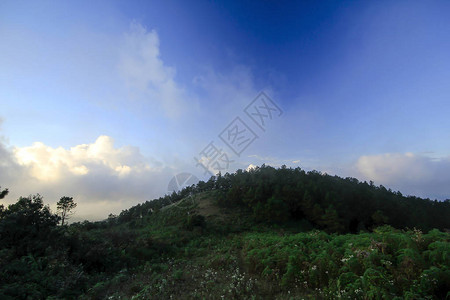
[0,186,8,199]
[57,196,77,225]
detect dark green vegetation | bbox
[0,166,449,299]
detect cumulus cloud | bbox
[14,136,152,181]
[356,153,450,200]
[119,22,190,118]
[0,136,175,221]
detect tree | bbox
[0,194,60,256]
[371,210,389,227]
[0,186,8,199]
[300,190,323,224]
[0,187,8,217]
[264,196,289,222]
[320,206,344,233]
[57,196,77,226]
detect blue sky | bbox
[1,0,450,220]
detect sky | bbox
[1,0,450,220]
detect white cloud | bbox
[192,65,262,119]
[13,136,152,181]
[356,152,450,199]
[0,136,174,221]
[246,164,257,171]
[118,22,190,118]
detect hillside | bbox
[63,192,450,299]
[118,165,450,233]
[0,166,449,299]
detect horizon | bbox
[1,0,450,220]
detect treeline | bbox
[117,165,450,233]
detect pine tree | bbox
[320,206,344,233]
[56,196,77,226]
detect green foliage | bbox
[320,206,344,233]
[185,214,206,230]
[1,166,449,299]
[0,194,60,256]
[0,195,90,298]
[372,209,389,226]
[241,228,450,299]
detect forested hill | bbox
[1,165,449,299]
[118,165,450,233]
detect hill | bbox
[118,165,450,233]
[0,166,449,299]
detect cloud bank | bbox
[0,136,173,221]
[356,153,450,200]
[2,135,449,222]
